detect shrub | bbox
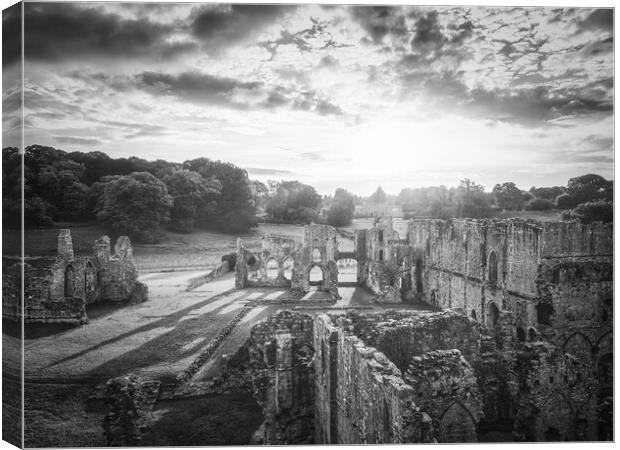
[563,201,612,224]
[525,198,554,211]
[555,193,578,209]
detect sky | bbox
[2,2,614,196]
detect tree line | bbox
[3,145,612,243]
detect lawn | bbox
[6,222,307,272]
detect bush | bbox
[563,201,612,224]
[525,198,554,211]
[555,193,578,209]
[326,205,352,227]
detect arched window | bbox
[488,250,498,286]
[528,328,537,342]
[470,310,477,321]
[516,327,526,342]
[537,303,553,326]
[266,258,279,278]
[309,265,324,290]
[64,265,75,297]
[312,248,321,262]
[282,256,294,280]
[487,302,500,329]
[379,250,384,261]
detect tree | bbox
[327,188,356,227]
[564,201,612,224]
[529,186,565,201]
[525,198,554,211]
[95,172,173,243]
[183,158,257,231]
[456,178,493,218]
[493,182,525,210]
[369,186,387,203]
[265,180,321,223]
[566,174,612,204]
[163,169,222,232]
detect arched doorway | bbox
[266,258,279,278]
[337,259,357,284]
[486,302,500,329]
[246,254,260,281]
[64,265,75,297]
[309,265,324,291]
[438,403,477,442]
[282,256,294,281]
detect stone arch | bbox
[438,402,477,443]
[64,264,76,297]
[312,248,321,263]
[596,332,612,356]
[309,264,325,290]
[265,258,279,279]
[516,326,526,342]
[486,302,500,329]
[246,253,260,281]
[488,250,498,286]
[563,332,593,360]
[282,256,294,281]
[430,290,438,307]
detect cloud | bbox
[411,10,446,54]
[134,70,343,116]
[191,4,296,54]
[2,3,21,66]
[23,3,195,61]
[53,136,102,146]
[350,6,409,44]
[577,9,613,33]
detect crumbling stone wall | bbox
[405,349,484,442]
[3,229,147,324]
[245,311,316,445]
[235,225,340,298]
[314,313,435,444]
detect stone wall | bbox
[314,314,435,444]
[245,311,316,445]
[235,225,340,298]
[3,229,147,324]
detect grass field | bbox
[6,211,562,271]
[6,222,308,272]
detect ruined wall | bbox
[235,225,340,298]
[3,230,147,324]
[404,349,484,442]
[347,310,481,372]
[314,314,435,444]
[246,311,316,445]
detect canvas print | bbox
[1,1,614,447]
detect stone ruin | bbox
[222,217,612,443]
[3,229,148,324]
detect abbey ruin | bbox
[97,217,612,444]
[3,229,147,324]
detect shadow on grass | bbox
[141,393,263,446]
[4,318,78,340]
[45,288,243,381]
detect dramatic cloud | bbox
[191,4,296,53]
[23,3,196,61]
[5,4,613,194]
